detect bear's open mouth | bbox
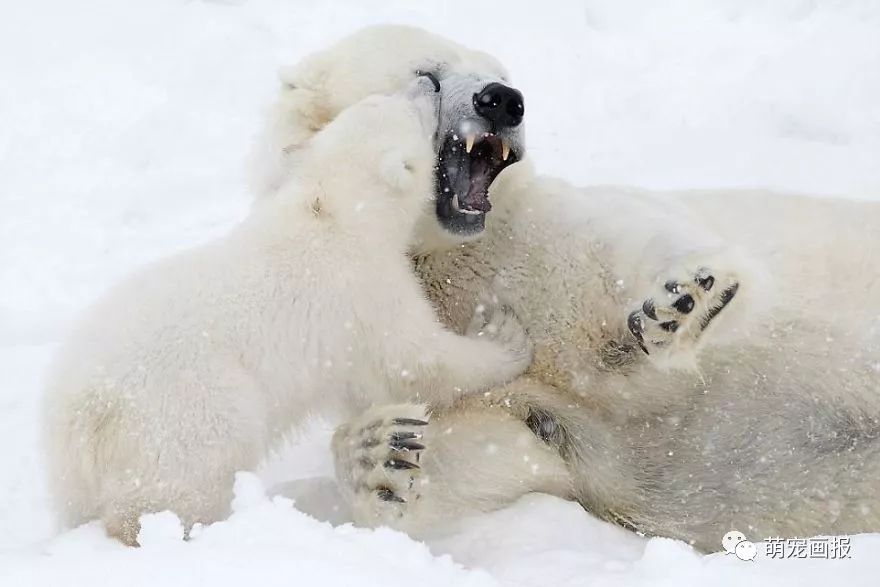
[435,130,519,236]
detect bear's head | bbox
[275,77,441,245]
[252,25,527,248]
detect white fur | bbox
[249,25,507,198]
[255,26,880,551]
[42,85,531,545]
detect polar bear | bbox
[256,25,880,551]
[41,80,532,545]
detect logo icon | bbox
[723,530,757,561]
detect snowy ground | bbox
[2,0,879,585]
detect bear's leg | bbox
[332,395,572,535]
[103,502,143,546]
[86,374,267,545]
[101,476,236,546]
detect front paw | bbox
[628,266,740,361]
[466,295,534,373]
[332,405,428,527]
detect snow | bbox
[1,0,879,585]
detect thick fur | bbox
[41,84,532,545]
[401,178,880,552]
[334,169,880,551]
[257,26,880,552]
[249,25,512,203]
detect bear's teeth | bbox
[465,134,476,154]
[501,140,510,161]
[452,193,483,215]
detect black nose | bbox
[473,82,524,128]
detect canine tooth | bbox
[501,140,510,161]
[452,192,483,215]
[465,134,475,154]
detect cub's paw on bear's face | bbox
[407,74,442,138]
[374,78,442,193]
[628,266,740,362]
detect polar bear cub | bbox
[42,78,532,545]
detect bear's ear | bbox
[276,53,335,137]
[249,83,328,196]
[378,149,418,192]
[249,58,335,196]
[277,64,299,89]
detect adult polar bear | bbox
[260,26,880,551]
[42,83,533,546]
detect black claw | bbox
[664,280,680,294]
[628,311,648,353]
[660,321,680,333]
[672,294,695,314]
[385,459,420,471]
[376,488,406,503]
[699,283,740,330]
[697,274,715,291]
[628,310,645,335]
[389,439,426,452]
[391,418,429,427]
[390,431,420,441]
[718,282,739,306]
[642,299,658,320]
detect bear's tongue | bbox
[462,156,493,212]
[444,142,493,214]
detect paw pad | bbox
[672,294,695,314]
[628,267,739,358]
[659,320,679,333]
